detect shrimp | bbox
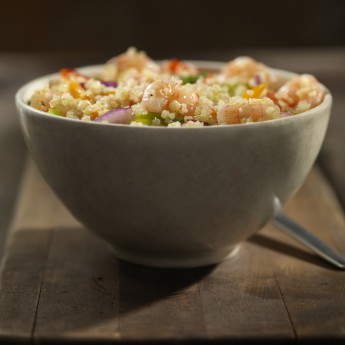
[141,80,198,116]
[275,74,326,113]
[141,81,176,113]
[217,97,281,125]
[222,56,276,88]
[102,47,160,80]
[175,84,199,115]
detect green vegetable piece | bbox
[181,72,208,85]
[134,112,161,125]
[133,112,185,126]
[181,75,199,84]
[48,108,61,116]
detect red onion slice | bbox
[254,73,262,85]
[280,111,292,117]
[100,81,118,88]
[93,107,132,124]
[81,81,118,89]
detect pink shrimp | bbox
[217,97,281,125]
[141,80,198,116]
[104,47,160,80]
[222,56,276,87]
[275,74,326,113]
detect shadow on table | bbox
[3,226,338,341]
[1,227,216,340]
[249,233,335,270]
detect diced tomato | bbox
[167,59,191,73]
[60,68,90,80]
[167,59,181,73]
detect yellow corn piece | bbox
[242,83,266,99]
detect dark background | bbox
[1,0,345,59]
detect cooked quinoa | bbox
[29,47,326,127]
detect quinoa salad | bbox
[30,47,326,127]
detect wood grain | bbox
[0,230,50,344]
[0,160,345,344]
[273,168,345,342]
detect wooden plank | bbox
[0,230,50,344]
[0,160,61,343]
[1,160,345,343]
[272,167,345,342]
[8,160,79,232]
[33,228,120,343]
[118,262,207,341]
[198,247,295,342]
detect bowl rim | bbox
[15,60,332,130]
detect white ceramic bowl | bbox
[15,62,332,268]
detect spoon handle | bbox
[273,213,345,269]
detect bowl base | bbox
[110,245,241,268]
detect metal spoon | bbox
[273,213,345,269]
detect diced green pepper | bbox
[133,112,185,126]
[134,112,160,125]
[180,75,200,84]
[180,72,208,85]
[48,108,61,116]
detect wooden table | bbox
[0,50,345,343]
